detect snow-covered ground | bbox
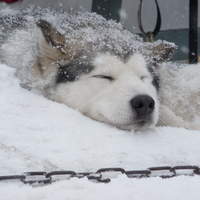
[0,63,200,199]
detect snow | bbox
[0,7,199,200]
[1,63,200,199]
[1,176,200,200]
[0,7,177,68]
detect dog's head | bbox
[54,52,160,131]
[35,19,175,131]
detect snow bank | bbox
[1,63,200,199]
[1,176,200,200]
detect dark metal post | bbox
[189,0,198,64]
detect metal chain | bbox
[0,165,200,185]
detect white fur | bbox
[158,63,200,130]
[51,53,159,130]
[1,9,199,131]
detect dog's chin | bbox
[96,114,156,131]
[115,121,155,131]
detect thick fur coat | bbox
[0,8,199,131]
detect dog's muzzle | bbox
[130,95,155,120]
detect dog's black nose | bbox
[130,95,155,117]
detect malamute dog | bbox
[0,8,199,131]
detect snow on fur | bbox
[0,7,176,66]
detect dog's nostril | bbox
[149,102,155,109]
[130,95,155,117]
[136,102,143,108]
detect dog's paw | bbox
[184,123,200,131]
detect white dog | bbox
[0,8,199,131]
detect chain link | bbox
[0,165,199,185]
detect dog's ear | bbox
[37,19,67,61]
[141,41,177,63]
[37,19,65,48]
[37,19,85,62]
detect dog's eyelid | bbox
[140,75,148,80]
[93,75,114,81]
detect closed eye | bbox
[93,75,114,81]
[140,76,148,81]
